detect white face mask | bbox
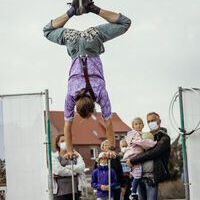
[60,142,67,151]
[100,163,108,166]
[148,121,159,131]
[121,147,128,153]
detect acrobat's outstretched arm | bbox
[64,121,74,159]
[87,2,130,25]
[43,5,77,45]
[99,9,121,23]
[105,119,115,149]
[51,13,70,29]
[51,5,76,28]
[92,5,132,43]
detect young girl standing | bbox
[91,152,117,200]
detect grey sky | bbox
[0,0,200,151]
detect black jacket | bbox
[130,127,171,183]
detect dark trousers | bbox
[123,177,132,200]
[54,193,80,200]
[114,187,121,200]
[138,179,158,200]
[131,178,140,194]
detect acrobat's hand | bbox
[66,5,76,18]
[71,0,82,15]
[69,0,98,15]
[64,151,78,160]
[85,1,101,15]
[67,0,83,17]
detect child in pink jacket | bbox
[123,117,157,200]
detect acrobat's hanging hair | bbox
[76,92,95,118]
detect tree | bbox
[168,135,183,180]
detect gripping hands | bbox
[67,0,100,17]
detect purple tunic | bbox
[64,56,112,121]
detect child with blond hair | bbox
[123,117,157,200]
[91,152,117,200]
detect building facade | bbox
[50,111,131,172]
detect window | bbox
[115,133,126,141]
[115,135,120,140]
[90,147,98,160]
[120,134,126,140]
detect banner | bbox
[183,89,200,200]
[1,94,50,200]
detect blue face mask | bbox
[121,147,129,154]
[148,121,159,131]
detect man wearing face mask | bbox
[127,112,171,200]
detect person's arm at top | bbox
[43,6,75,45]
[96,9,131,42]
[130,134,170,165]
[85,2,131,42]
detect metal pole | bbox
[45,89,54,200]
[178,87,190,200]
[79,0,84,14]
[108,159,111,200]
[0,92,45,98]
[71,159,75,200]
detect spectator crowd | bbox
[52,112,171,200]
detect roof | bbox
[50,111,131,145]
